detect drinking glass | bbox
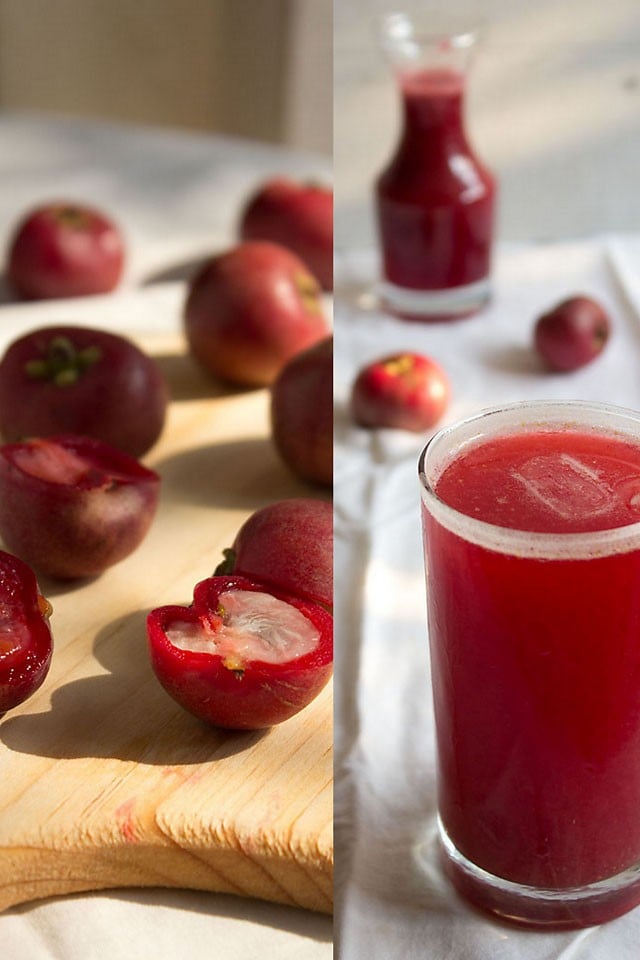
[418,400,640,927]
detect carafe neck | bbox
[378,14,478,147]
[399,68,467,143]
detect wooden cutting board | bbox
[0,330,333,916]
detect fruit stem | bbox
[214,548,236,576]
[295,273,322,314]
[54,206,91,229]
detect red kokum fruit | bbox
[147,574,333,729]
[534,295,612,372]
[0,325,168,457]
[184,241,330,387]
[7,201,125,300]
[351,351,450,432]
[0,435,160,580]
[270,337,333,487]
[0,550,53,718]
[239,178,333,291]
[215,498,333,610]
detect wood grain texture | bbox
[0,331,333,915]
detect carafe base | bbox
[379,276,491,322]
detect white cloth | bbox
[2,892,332,960]
[335,236,640,959]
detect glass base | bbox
[378,276,491,322]
[417,818,640,929]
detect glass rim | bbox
[376,11,481,50]
[418,399,640,561]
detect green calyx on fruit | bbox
[214,548,236,576]
[24,336,102,387]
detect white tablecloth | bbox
[0,111,332,960]
[334,235,640,959]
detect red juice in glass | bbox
[375,20,496,321]
[418,401,640,928]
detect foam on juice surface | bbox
[435,430,640,535]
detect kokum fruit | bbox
[0,325,168,458]
[239,178,333,291]
[270,337,333,487]
[7,201,125,300]
[350,351,450,432]
[215,498,333,610]
[534,296,612,372]
[184,241,330,387]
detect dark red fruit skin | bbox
[0,325,168,457]
[350,352,450,432]
[0,435,160,580]
[147,575,333,730]
[7,202,125,300]
[216,498,333,610]
[534,296,612,372]
[0,550,53,715]
[270,337,333,487]
[239,179,333,291]
[184,241,330,387]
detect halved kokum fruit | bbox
[0,550,53,717]
[0,435,160,579]
[147,575,333,729]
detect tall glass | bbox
[418,400,640,927]
[375,11,496,321]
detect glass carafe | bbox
[375,13,496,321]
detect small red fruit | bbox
[7,202,125,300]
[350,351,450,432]
[270,337,333,487]
[0,436,160,579]
[534,296,611,372]
[0,550,53,717]
[0,325,168,457]
[215,498,333,610]
[184,241,330,387]
[147,575,333,729]
[239,178,333,291]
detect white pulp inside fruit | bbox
[14,441,93,485]
[166,590,320,665]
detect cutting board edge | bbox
[0,838,334,915]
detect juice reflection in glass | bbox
[376,14,496,321]
[418,401,640,928]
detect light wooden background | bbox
[0,0,332,154]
